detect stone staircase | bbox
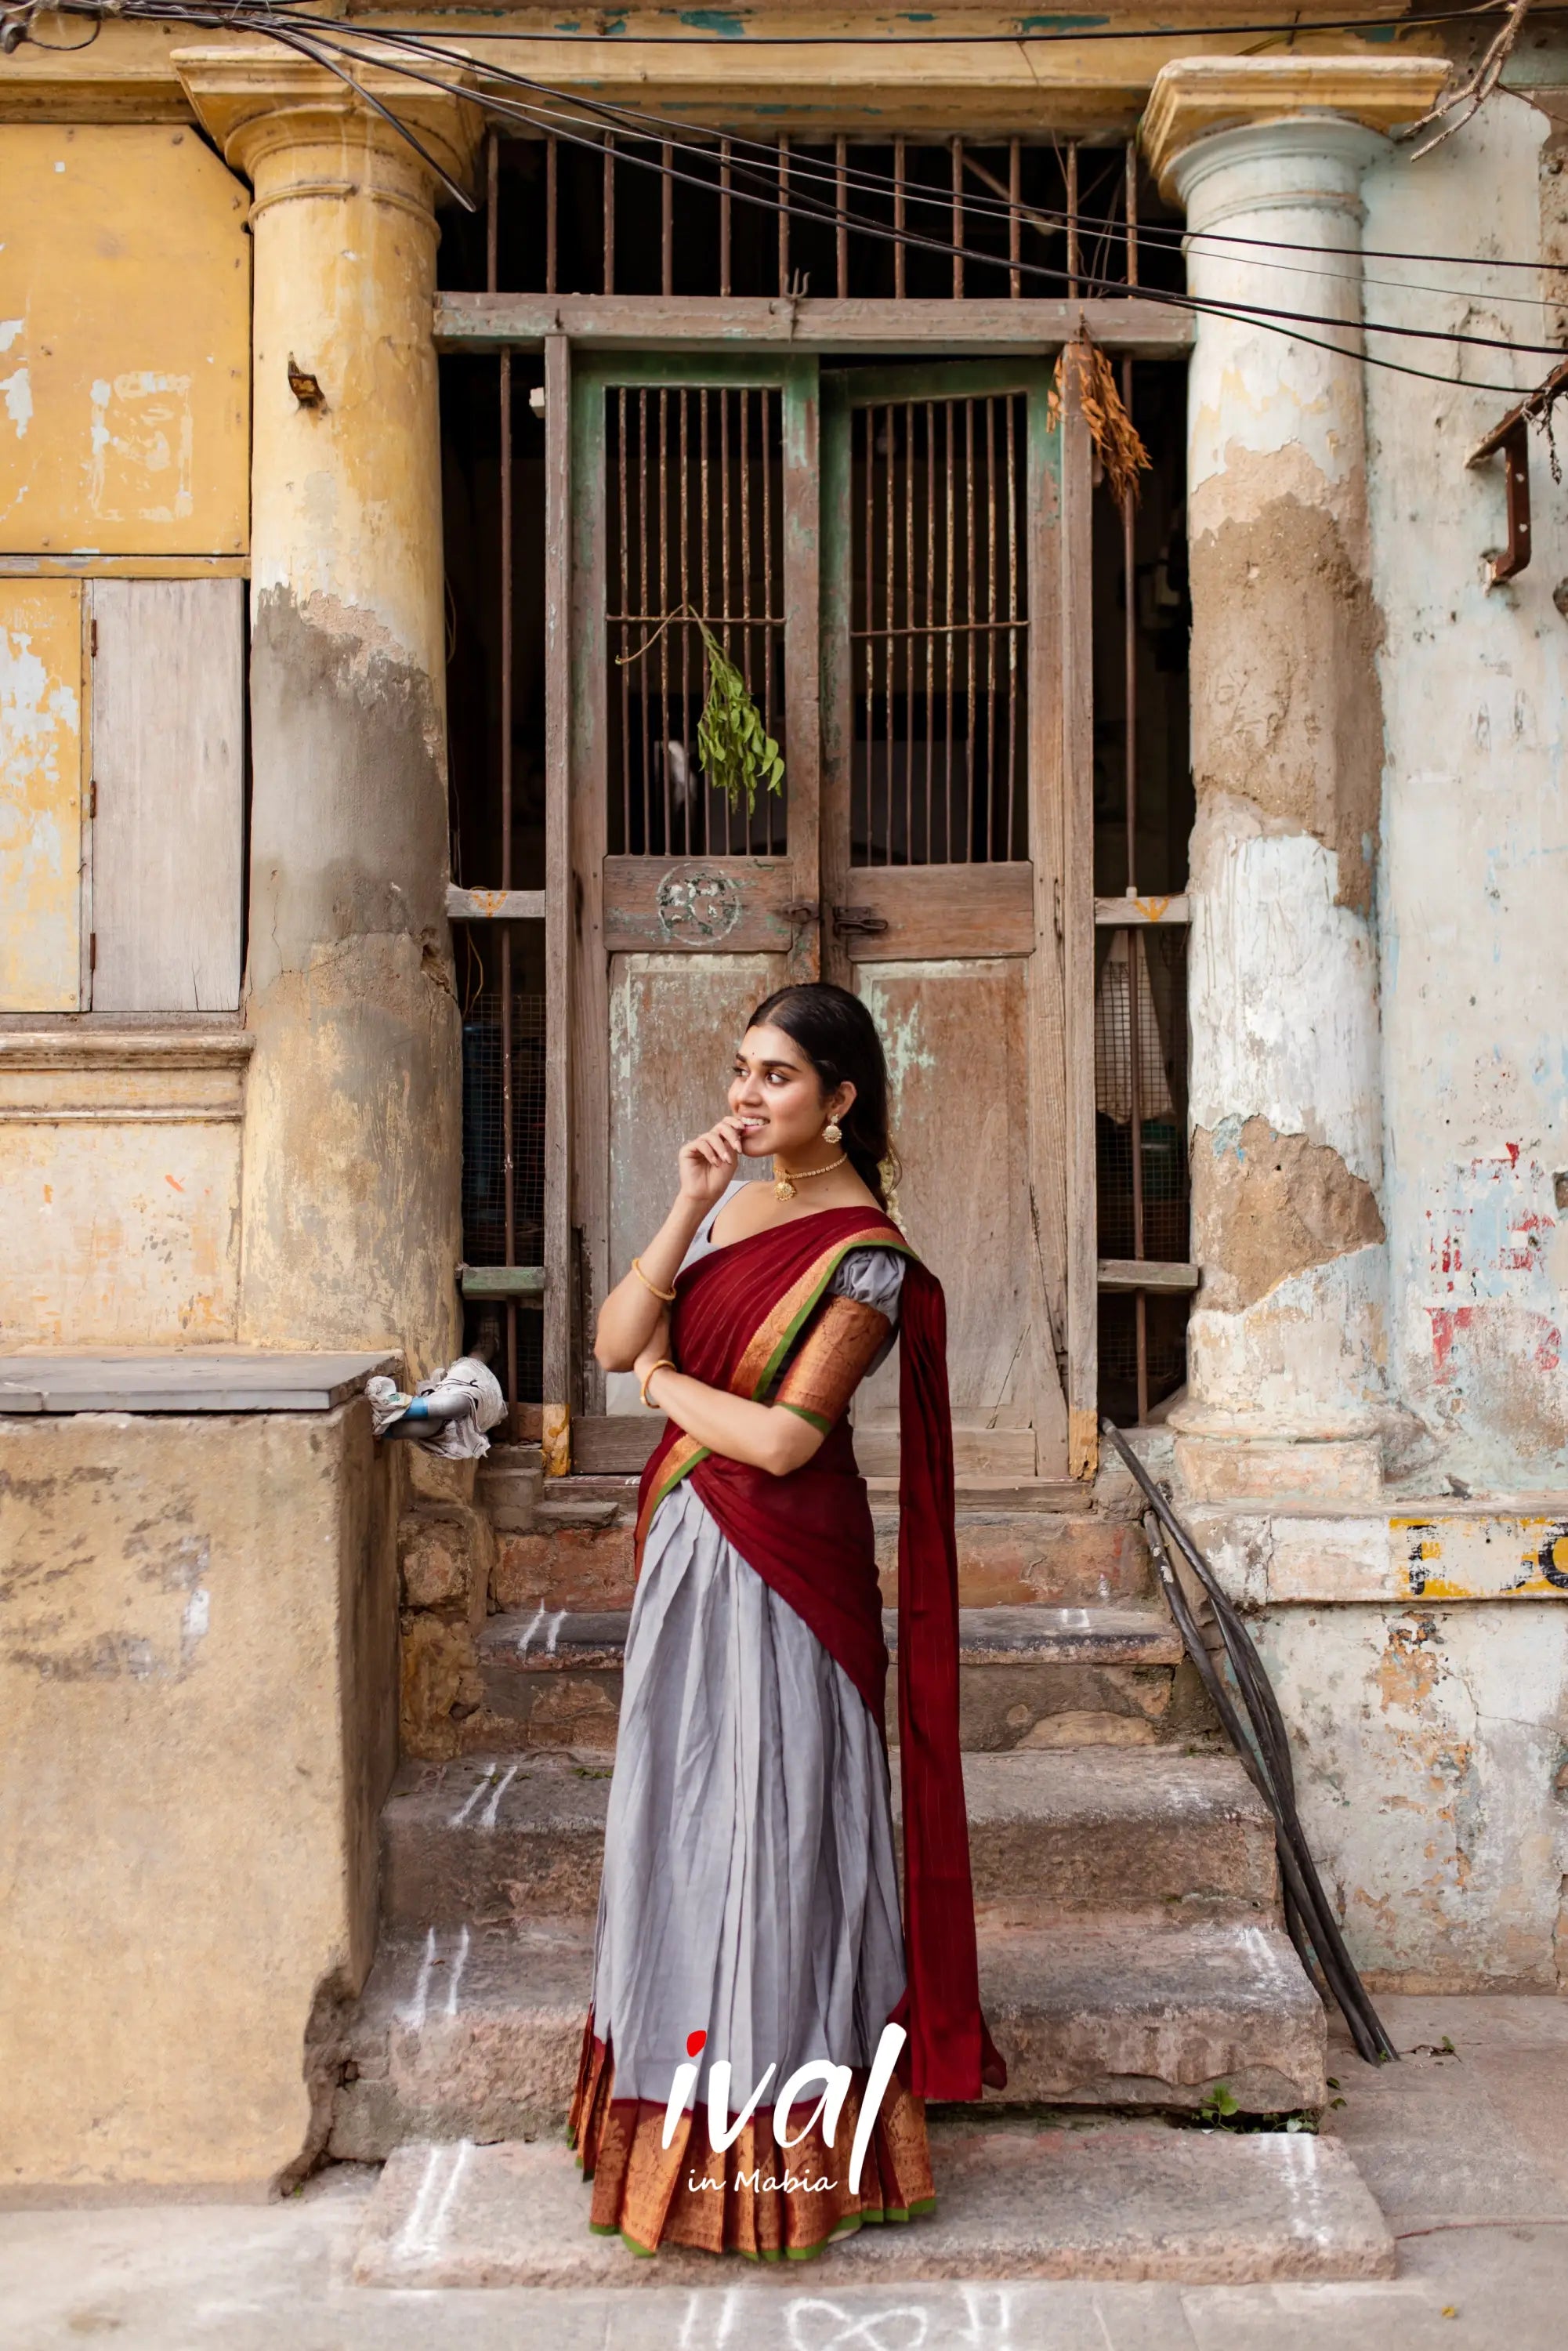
[331,1442,1330,2168]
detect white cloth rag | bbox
[366,1356,506,1457]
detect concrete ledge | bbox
[0,1349,398,1414]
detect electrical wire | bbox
[252,2,1553,45]
[268,13,1563,380]
[46,0,1568,273]
[35,0,1561,393]
[248,5,1568,320]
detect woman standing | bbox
[570,981,1001,2260]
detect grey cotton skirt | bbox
[588,1475,907,2109]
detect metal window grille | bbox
[607,384,787,858]
[462,989,546,1268]
[851,395,1027,867]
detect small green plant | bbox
[1198,2082,1240,2128]
[619,603,784,817]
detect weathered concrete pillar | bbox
[1143,57,1444,1502]
[175,51,480,1376]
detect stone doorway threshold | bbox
[352,2117,1393,2290]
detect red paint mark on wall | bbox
[165,1173,184,1193]
[1429,1306,1476,1382]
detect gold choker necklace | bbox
[774,1152,847,1201]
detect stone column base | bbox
[1174,1432,1385,1505]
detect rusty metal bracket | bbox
[1468,416,1532,585]
[1465,353,1568,585]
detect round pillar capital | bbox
[172,45,482,223]
[1142,53,1448,210]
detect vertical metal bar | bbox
[762,386,776,851]
[1005,393,1019,857]
[541,334,573,1473]
[603,132,615,295]
[903,404,915,860]
[720,387,732,853]
[1125,137,1139,289]
[1066,139,1080,300]
[1009,136,1021,300]
[943,397,954,857]
[883,403,895,866]
[661,141,674,296]
[487,128,498,289]
[951,138,964,301]
[719,139,732,297]
[925,399,936,860]
[637,387,650,851]
[1059,322,1099,1473]
[1122,347,1146,1420]
[698,388,712,846]
[679,387,691,851]
[740,386,753,744]
[836,135,849,297]
[658,386,671,854]
[865,407,879,865]
[986,396,998,860]
[491,130,519,1423]
[617,387,631,855]
[778,136,790,296]
[893,136,906,299]
[965,397,976,863]
[545,135,557,295]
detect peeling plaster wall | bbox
[1258,1603,1568,1990]
[1364,100,1568,1489]
[0,1404,398,2189]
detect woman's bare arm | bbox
[636,1299,889,1478]
[594,1116,748,1372]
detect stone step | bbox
[492,1506,1157,1615]
[351,2118,1392,2288]
[380,1748,1276,1934]
[473,1603,1216,1755]
[328,1907,1324,2161]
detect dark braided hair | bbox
[745,982,900,1215]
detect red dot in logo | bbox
[686,2030,708,2059]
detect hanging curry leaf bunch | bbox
[618,603,784,817]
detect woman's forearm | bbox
[593,1196,707,1371]
[643,1366,823,1477]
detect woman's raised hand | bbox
[678,1116,746,1208]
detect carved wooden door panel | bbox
[820,362,1081,1481]
[568,354,820,1455]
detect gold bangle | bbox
[639,1357,677,1409]
[632,1255,678,1303]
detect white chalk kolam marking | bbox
[444,1923,470,2017]
[1279,2128,1335,2253]
[402,1926,438,2030]
[449,1771,493,1828]
[516,1601,546,1657]
[389,2139,474,2268]
[545,1608,566,1655]
[479,1760,520,1829]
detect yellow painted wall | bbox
[0,578,81,1010]
[0,125,249,555]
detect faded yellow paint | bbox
[0,1031,251,1344]
[0,125,248,555]
[1390,1515,1568,1603]
[0,578,81,1012]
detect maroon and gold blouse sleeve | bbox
[772,1297,892,1434]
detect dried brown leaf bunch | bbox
[1050,332,1152,510]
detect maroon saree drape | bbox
[634,1207,1005,2103]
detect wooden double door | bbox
[566,352,1095,1480]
